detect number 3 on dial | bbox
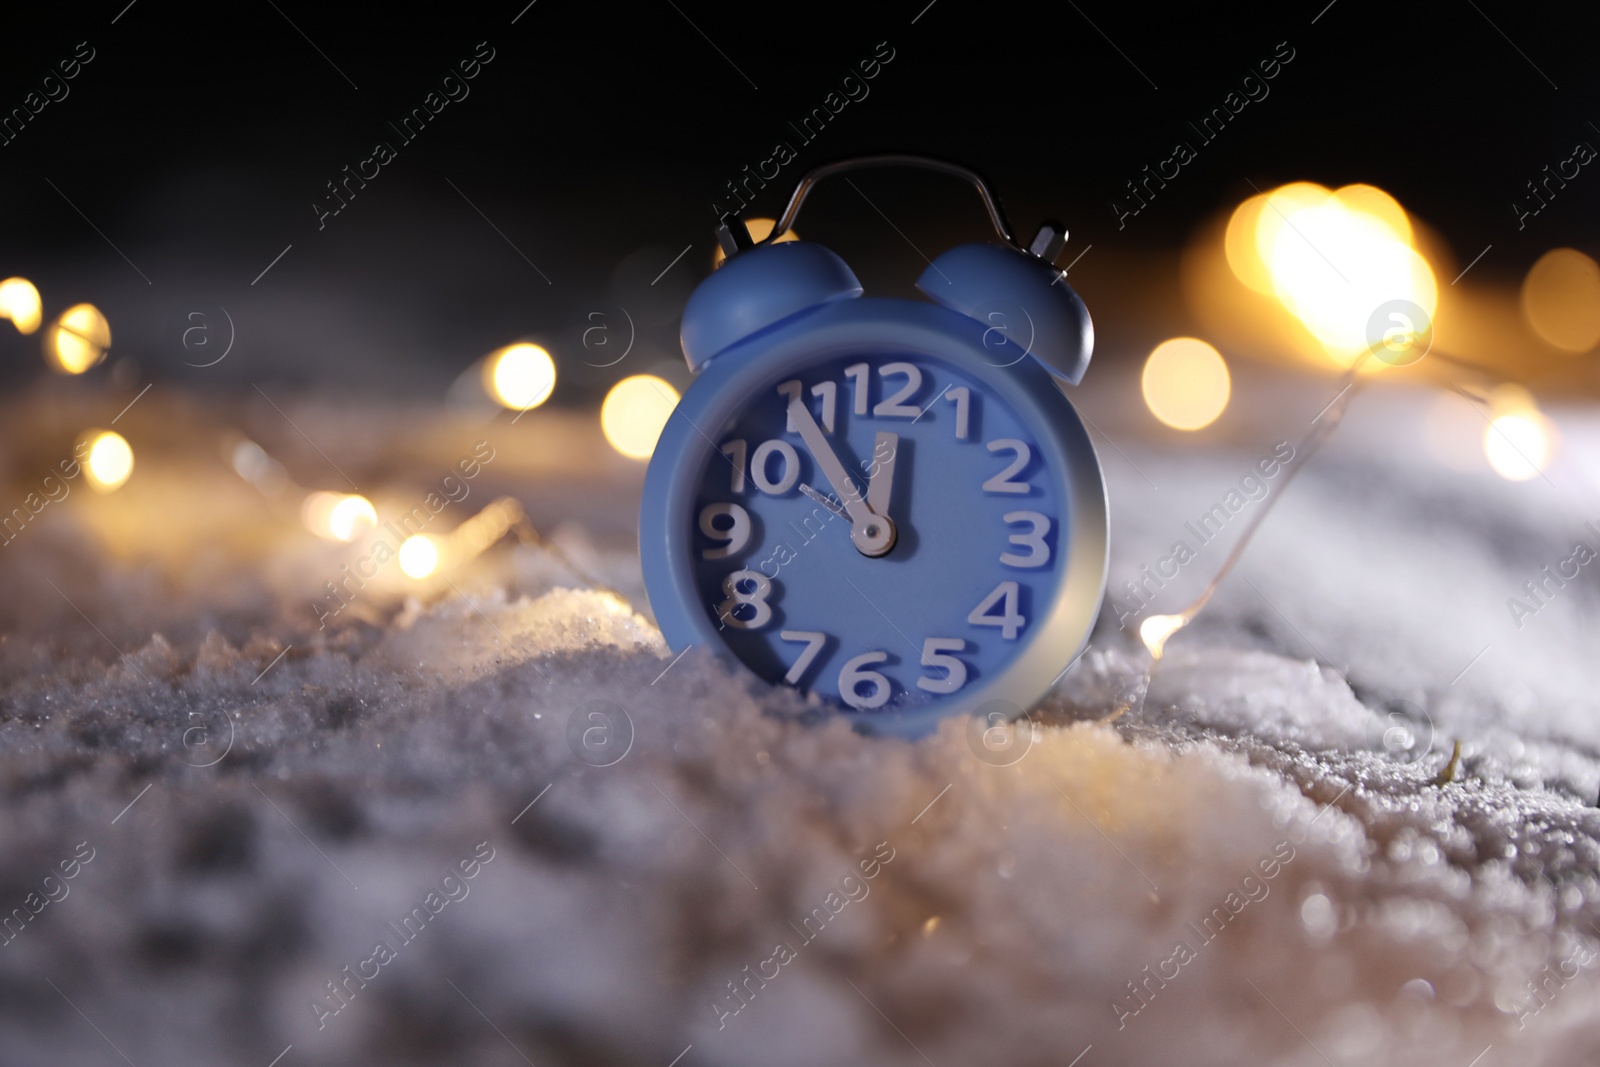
[999,511,1051,568]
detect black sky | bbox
[0,0,1595,396]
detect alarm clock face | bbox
[686,347,1072,721]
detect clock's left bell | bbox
[679,222,862,372]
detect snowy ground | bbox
[2,368,1599,1067]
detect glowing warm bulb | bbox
[712,218,799,266]
[601,375,679,460]
[0,277,42,334]
[1484,412,1553,482]
[46,303,111,374]
[1267,199,1436,364]
[399,535,440,578]
[1139,614,1187,659]
[301,492,376,542]
[80,430,134,492]
[484,343,557,411]
[1141,338,1231,431]
[1522,249,1600,353]
[1227,182,1436,367]
[328,495,377,541]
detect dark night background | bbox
[1,0,1596,400]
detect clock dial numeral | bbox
[873,362,923,417]
[982,439,1032,494]
[777,380,802,431]
[717,569,774,630]
[779,630,827,685]
[749,440,800,495]
[698,502,751,559]
[839,650,892,709]
[694,354,1071,715]
[917,637,968,694]
[720,439,747,493]
[947,386,971,440]
[812,381,838,433]
[968,580,1025,640]
[844,362,870,415]
[999,511,1051,568]
[840,361,924,420]
[778,380,838,434]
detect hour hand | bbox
[786,397,894,557]
[866,432,898,517]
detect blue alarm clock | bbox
[640,156,1108,738]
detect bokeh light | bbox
[448,497,522,563]
[229,439,289,495]
[1223,182,1328,297]
[1521,248,1600,353]
[1483,386,1555,482]
[1141,338,1231,431]
[79,430,134,492]
[601,375,679,459]
[45,303,111,374]
[1331,184,1413,246]
[301,492,338,537]
[712,218,799,266]
[1485,414,1553,482]
[483,343,557,411]
[399,535,440,579]
[0,277,42,334]
[1226,182,1436,367]
[329,495,377,541]
[1268,201,1434,363]
[301,492,378,542]
[1223,193,1272,295]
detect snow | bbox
[2,378,1599,1066]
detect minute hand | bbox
[787,396,869,522]
[786,397,896,557]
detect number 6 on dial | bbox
[839,651,892,709]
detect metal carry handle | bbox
[717,154,1036,258]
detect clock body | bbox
[640,295,1107,738]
